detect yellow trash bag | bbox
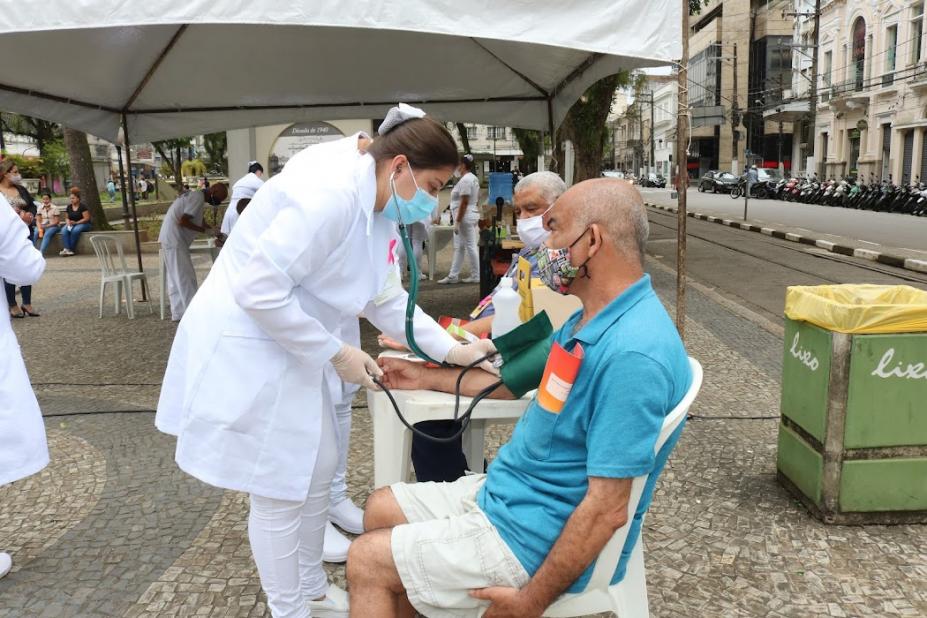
[784,284,927,334]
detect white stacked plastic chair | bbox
[89,235,152,319]
[543,357,703,618]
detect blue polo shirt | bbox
[477,274,691,593]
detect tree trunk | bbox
[556,73,629,183]
[456,122,472,154]
[63,127,111,230]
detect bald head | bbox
[553,179,649,265]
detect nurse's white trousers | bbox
[447,212,480,279]
[330,393,352,506]
[249,404,339,618]
[397,222,428,278]
[162,245,198,321]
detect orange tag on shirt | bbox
[536,342,584,414]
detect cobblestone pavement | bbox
[0,236,925,618]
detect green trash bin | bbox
[777,285,927,524]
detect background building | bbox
[804,0,927,183]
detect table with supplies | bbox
[367,352,534,488]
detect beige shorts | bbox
[390,474,530,618]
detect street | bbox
[644,205,927,326]
[640,187,927,257]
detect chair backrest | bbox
[582,357,704,591]
[89,235,129,278]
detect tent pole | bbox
[116,145,130,223]
[121,113,148,302]
[547,98,559,176]
[675,0,689,340]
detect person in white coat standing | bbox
[438,153,481,284]
[0,193,48,579]
[220,161,264,236]
[158,183,228,321]
[156,104,497,618]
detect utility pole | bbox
[778,73,784,175]
[649,91,656,177]
[638,99,644,176]
[807,0,822,177]
[731,42,741,176]
[675,0,689,340]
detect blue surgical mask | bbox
[382,164,438,224]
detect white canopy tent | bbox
[0,1,679,142]
[0,0,683,313]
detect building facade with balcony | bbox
[809,0,927,182]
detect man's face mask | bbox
[515,213,550,249]
[535,228,591,294]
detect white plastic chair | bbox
[543,357,704,618]
[89,235,152,319]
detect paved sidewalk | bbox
[0,242,925,617]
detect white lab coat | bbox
[220,172,264,236]
[0,195,48,486]
[156,134,456,501]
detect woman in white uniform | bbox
[439,153,481,284]
[155,104,496,618]
[0,194,48,579]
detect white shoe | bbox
[322,521,351,563]
[418,273,427,281]
[437,276,459,284]
[307,583,349,617]
[329,498,365,534]
[461,276,480,283]
[58,249,68,256]
[0,552,11,579]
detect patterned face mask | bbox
[535,228,591,294]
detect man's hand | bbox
[469,587,542,618]
[377,357,426,391]
[20,211,34,225]
[377,333,408,352]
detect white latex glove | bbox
[330,344,383,390]
[445,339,500,375]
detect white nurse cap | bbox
[378,103,427,135]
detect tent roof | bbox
[0,1,680,142]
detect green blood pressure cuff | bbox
[492,311,554,398]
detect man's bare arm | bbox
[378,357,516,400]
[472,477,632,616]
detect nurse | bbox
[0,193,48,579]
[158,182,228,321]
[220,161,264,236]
[156,104,495,618]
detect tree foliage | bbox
[555,71,637,183]
[0,113,62,152]
[512,129,543,174]
[181,158,207,178]
[690,0,705,14]
[153,137,191,190]
[203,132,228,175]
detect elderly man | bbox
[408,171,567,483]
[347,179,691,618]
